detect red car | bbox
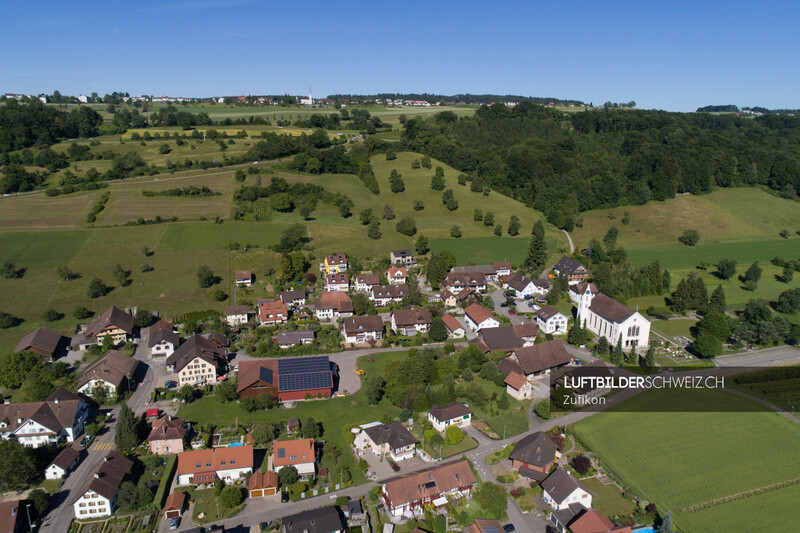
[509,310,517,315]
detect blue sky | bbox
[2,0,798,111]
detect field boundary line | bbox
[684,476,800,512]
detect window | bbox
[220,461,226,466]
[206,462,211,467]
[230,460,235,465]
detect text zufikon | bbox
[563,375,724,390]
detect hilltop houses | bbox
[224,305,250,327]
[235,270,254,286]
[570,283,650,350]
[390,250,415,265]
[322,254,348,274]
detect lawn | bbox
[419,433,478,459]
[190,488,243,523]
[572,387,800,532]
[650,319,696,339]
[429,235,564,268]
[581,478,636,519]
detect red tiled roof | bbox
[441,314,463,333]
[176,445,254,477]
[383,460,476,509]
[163,491,186,513]
[272,438,315,467]
[504,371,528,390]
[465,303,494,325]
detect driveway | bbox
[489,287,532,326]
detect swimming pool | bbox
[633,528,656,533]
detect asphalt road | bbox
[40,332,155,533]
[714,345,800,367]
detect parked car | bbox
[281,491,290,503]
[165,380,177,389]
[169,517,180,530]
[499,302,508,308]
[509,310,517,315]
[503,524,516,533]
[80,435,91,448]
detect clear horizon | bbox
[2,0,799,112]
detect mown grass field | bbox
[572,387,800,532]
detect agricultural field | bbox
[572,387,800,532]
[0,152,564,353]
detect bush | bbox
[678,229,699,246]
[219,486,244,508]
[291,482,307,495]
[534,399,551,420]
[445,426,464,445]
[41,308,63,322]
[395,216,417,236]
[571,454,591,475]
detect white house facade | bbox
[573,284,650,350]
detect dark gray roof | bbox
[542,468,589,505]
[509,431,557,468]
[554,256,587,275]
[85,306,134,338]
[276,330,314,346]
[14,327,66,356]
[535,305,563,321]
[363,421,419,449]
[73,451,133,502]
[166,334,226,373]
[428,403,472,423]
[342,315,384,334]
[280,506,345,533]
[280,289,307,303]
[148,320,179,348]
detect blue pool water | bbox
[633,528,656,533]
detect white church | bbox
[569,282,650,351]
[298,89,313,106]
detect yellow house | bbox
[85,306,134,346]
[323,254,348,274]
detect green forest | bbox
[400,102,800,228]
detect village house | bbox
[390,249,416,266]
[553,256,590,285]
[558,360,613,401]
[85,306,134,346]
[571,283,650,350]
[258,299,289,326]
[504,371,533,400]
[166,334,227,387]
[0,501,28,533]
[476,323,539,353]
[492,262,512,278]
[324,273,350,292]
[147,320,179,357]
[272,438,316,479]
[427,403,472,433]
[371,284,408,306]
[553,507,622,533]
[464,303,499,332]
[390,307,431,336]
[235,270,254,286]
[505,274,550,298]
[499,340,572,378]
[314,291,354,320]
[387,265,407,285]
[14,327,69,362]
[147,416,188,455]
[77,350,139,396]
[46,446,83,480]
[380,460,477,517]
[441,314,466,338]
[322,254,348,274]
[73,452,133,518]
[354,272,380,292]
[443,272,486,294]
[342,316,384,345]
[249,471,279,498]
[236,356,334,402]
[280,289,307,310]
[162,492,187,521]
[280,506,345,533]
[224,305,250,327]
[451,264,496,281]
[176,445,254,485]
[353,421,418,462]
[542,468,592,511]
[441,288,480,308]
[536,305,569,335]
[275,330,314,348]
[509,431,559,482]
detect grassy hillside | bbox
[571,188,800,313]
[573,387,800,532]
[0,152,561,352]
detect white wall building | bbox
[572,283,650,350]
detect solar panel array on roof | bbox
[279,372,332,392]
[259,366,274,384]
[277,356,332,393]
[277,448,285,458]
[278,356,329,374]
